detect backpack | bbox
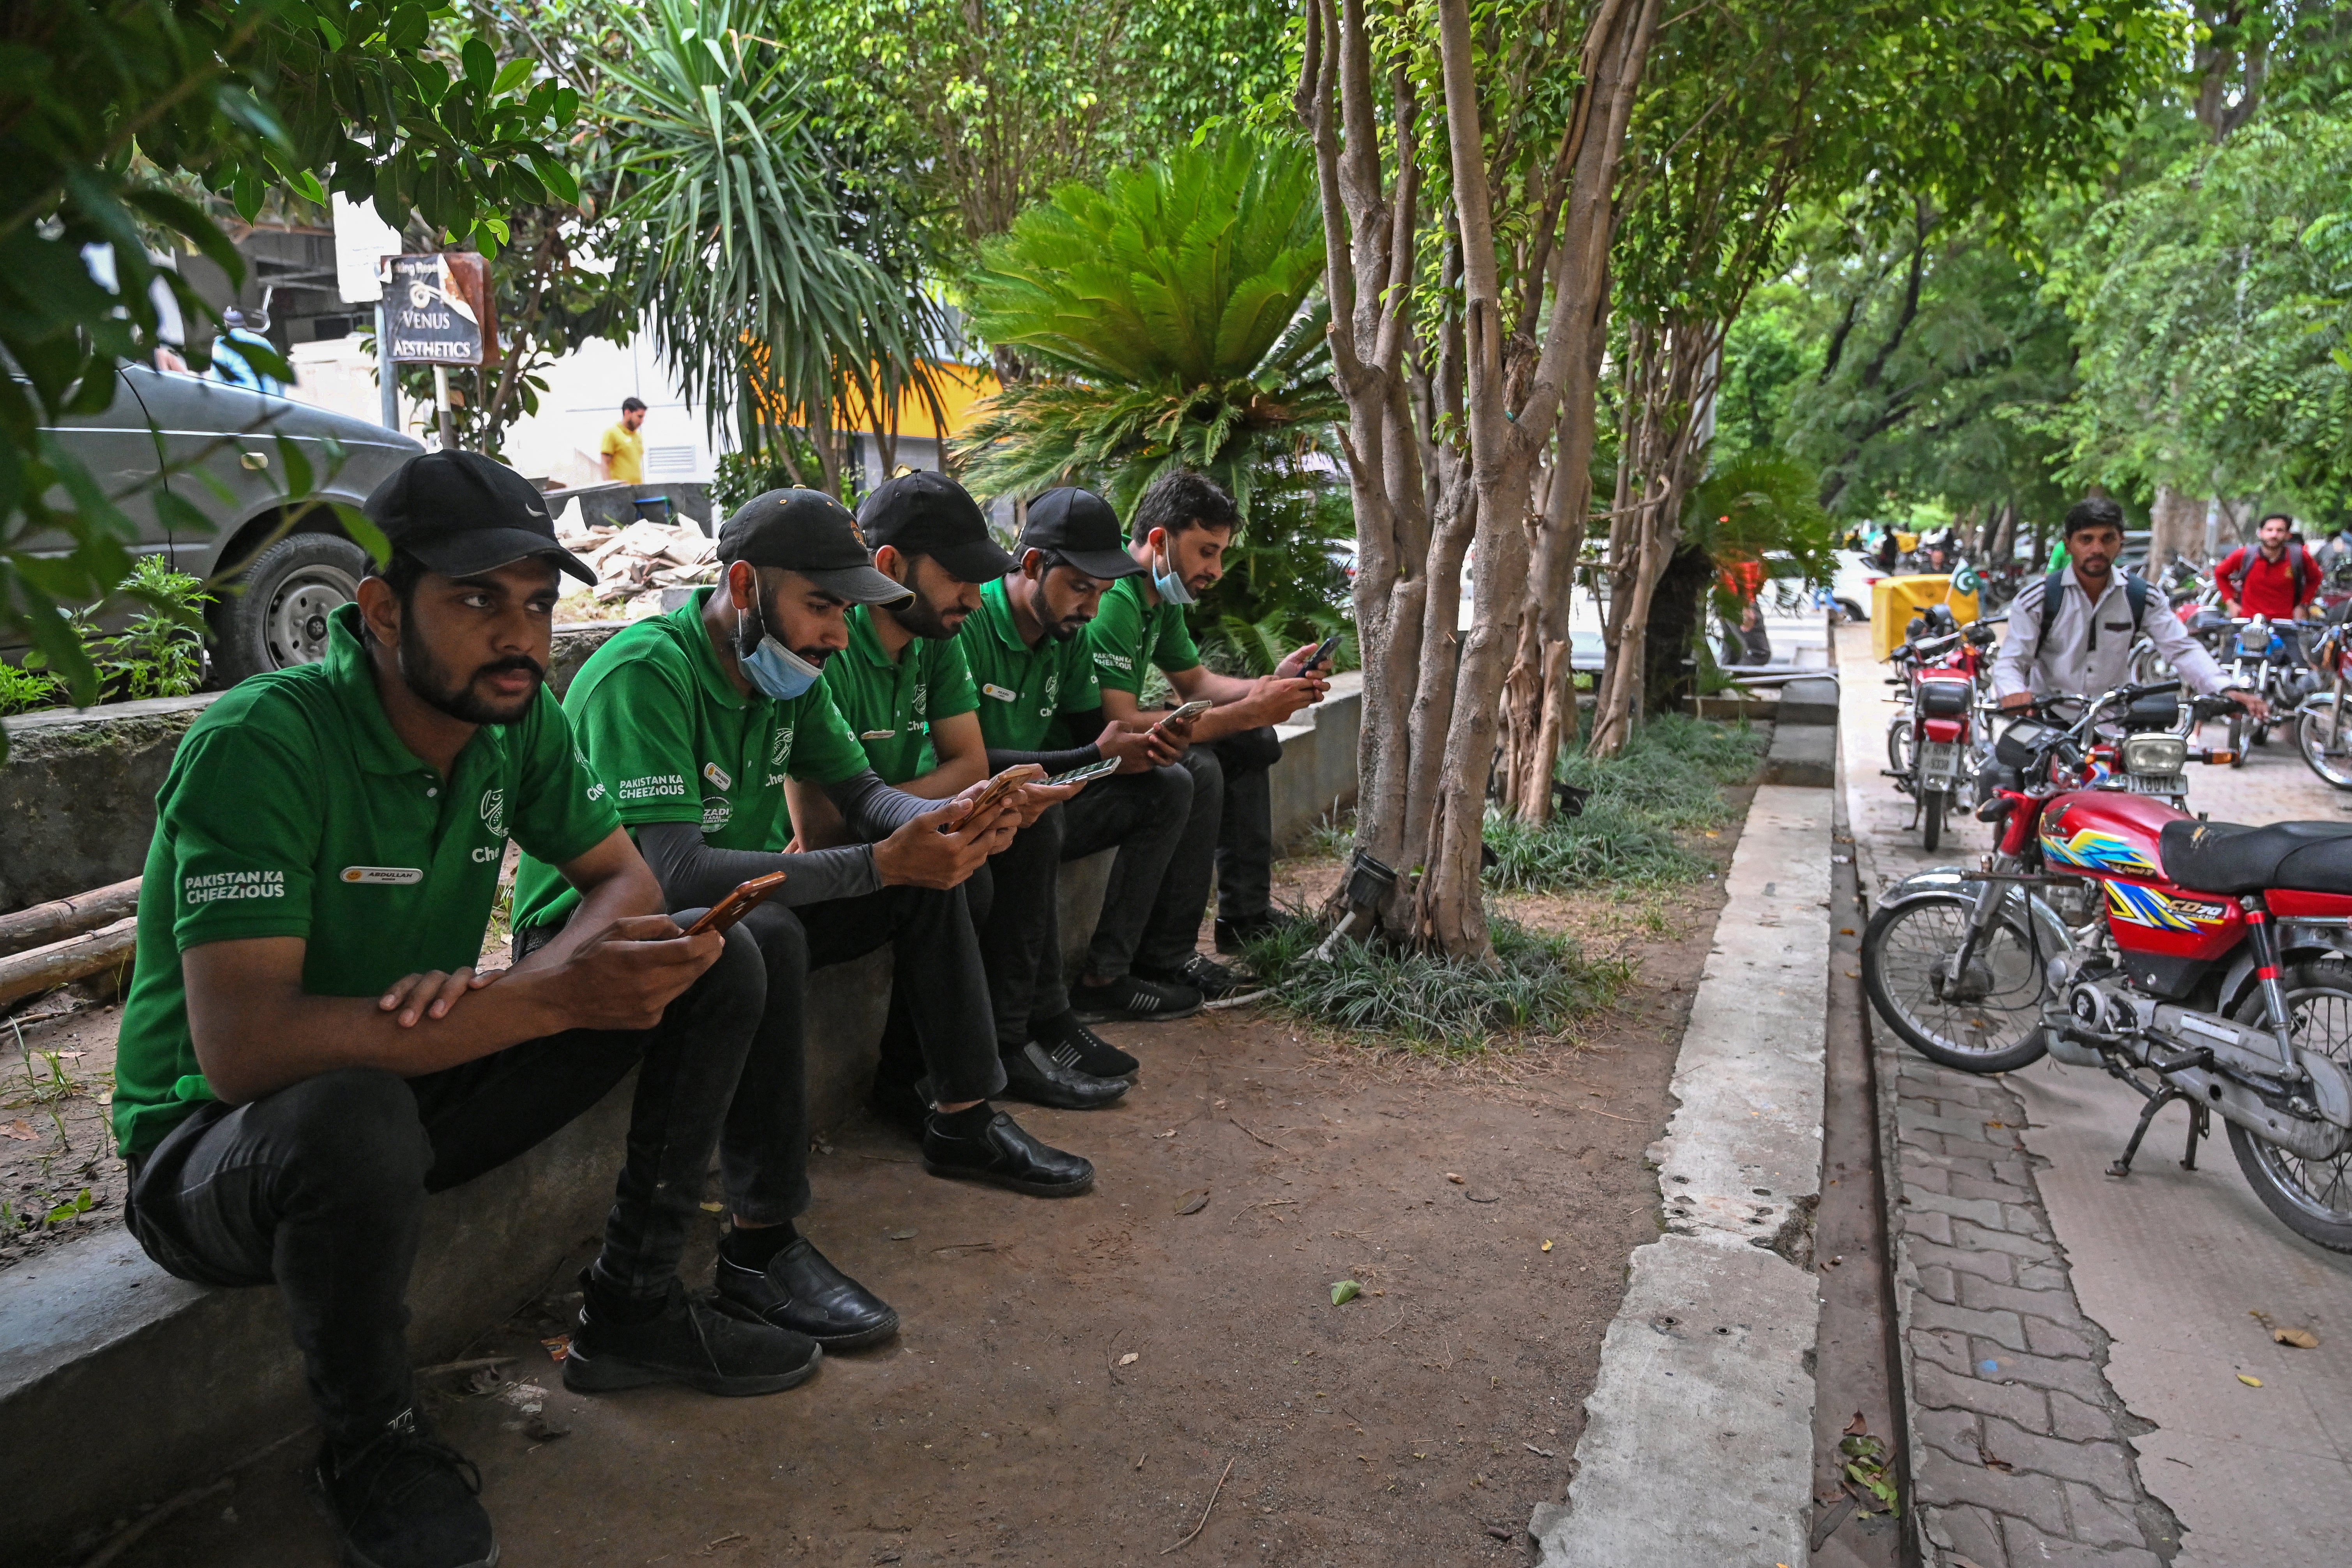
[2036,569,2151,653]
[2220,542,2310,603]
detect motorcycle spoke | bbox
[2265,990,2352,1220]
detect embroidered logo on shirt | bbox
[339,866,425,886]
[703,761,733,791]
[701,797,734,832]
[619,773,688,802]
[1095,652,1134,670]
[770,727,793,766]
[478,788,506,836]
[861,729,896,740]
[184,870,285,904]
[982,683,1016,702]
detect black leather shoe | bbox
[999,1041,1130,1109]
[1032,1010,1139,1079]
[563,1273,821,1397]
[316,1410,497,1568]
[923,1109,1095,1197]
[1135,953,1248,1000]
[1069,973,1202,1022]
[716,1237,899,1349]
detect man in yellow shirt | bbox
[600,397,647,483]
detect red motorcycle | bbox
[1863,680,2352,1250]
[1885,607,1997,851]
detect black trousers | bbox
[1206,726,1281,924]
[124,927,766,1446]
[1060,763,1197,977]
[742,875,1006,1161]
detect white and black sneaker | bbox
[1032,1010,1140,1079]
[1068,973,1202,1023]
[1135,953,1249,1001]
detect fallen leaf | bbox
[1331,1280,1361,1305]
[887,1228,917,1241]
[1154,1129,1178,1139]
[1175,1188,1210,1216]
[1541,1240,1554,1252]
[1843,1412,1868,1436]
[0,1120,34,1141]
[2274,1327,2320,1349]
[1119,1352,1139,1366]
[2239,1374,2263,1387]
[1446,1172,1465,1185]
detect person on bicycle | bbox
[1994,497,2267,719]
[2214,512,2320,622]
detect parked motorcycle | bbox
[1884,608,1997,852]
[1862,681,2352,1251]
[2295,608,2352,789]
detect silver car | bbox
[21,362,422,684]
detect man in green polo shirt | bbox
[1085,468,1330,963]
[511,485,1097,1351]
[800,471,1132,1112]
[963,488,1211,1063]
[111,452,796,1568]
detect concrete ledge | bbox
[1763,721,1835,789]
[0,672,1360,1559]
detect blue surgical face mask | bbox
[736,602,824,701]
[1151,534,1195,606]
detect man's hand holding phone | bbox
[878,793,1004,886]
[553,913,726,1033]
[1096,720,1182,773]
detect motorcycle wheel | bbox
[1862,892,2050,1073]
[1921,788,1944,852]
[1887,717,1914,779]
[2228,960,2352,1252]
[2295,697,2352,789]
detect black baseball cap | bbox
[362,450,595,584]
[857,471,1019,585]
[1019,487,1144,582]
[717,487,911,606]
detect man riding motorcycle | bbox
[1994,496,2268,725]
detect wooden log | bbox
[0,877,142,960]
[0,917,138,1009]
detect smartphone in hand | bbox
[1045,756,1123,787]
[684,871,789,936]
[949,766,1032,828]
[1153,699,1214,733]
[1307,633,1341,672]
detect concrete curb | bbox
[1530,784,1831,1566]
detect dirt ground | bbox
[28,796,1748,1568]
[1,995,125,1266]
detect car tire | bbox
[210,531,371,685]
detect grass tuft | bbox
[1241,913,1632,1054]
[1484,714,1764,892]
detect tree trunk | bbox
[2149,484,2206,569]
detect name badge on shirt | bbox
[861,728,896,740]
[340,866,423,886]
[982,683,1016,702]
[2103,621,2130,632]
[703,761,733,791]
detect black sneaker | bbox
[1000,1041,1131,1109]
[923,1109,1095,1196]
[562,1273,821,1397]
[316,1410,497,1568]
[1135,952,1249,1001]
[1069,973,1202,1023]
[1032,1010,1140,1078]
[1215,914,1280,955]
[716,1236,900,1349]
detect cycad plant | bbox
[598,0,947,496]
[954,131,1339,522]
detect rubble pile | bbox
[552,516,720,618]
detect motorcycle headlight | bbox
[2120,734,2187,775]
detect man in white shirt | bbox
[1993,497,2267,719]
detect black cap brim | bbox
[406,528,597,586]
[803,562,917,606]
[1053,547,1147,583]
[930,535,1021,584]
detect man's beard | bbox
[399,638,544,726]
[889,592,963,641]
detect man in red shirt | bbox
[2215,512,2319,620]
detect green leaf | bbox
[334,504,392,567]
[1330,1280,1361,1305]
[463,37,498,92]
[492,57,536,97]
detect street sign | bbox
[385,254,499,366]
[331,195,402,304]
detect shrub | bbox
[1242,913,1631,1053]
[1484,715,1765,892]
[0,660,59,717]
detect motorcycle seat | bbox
[2158,819,2352,895]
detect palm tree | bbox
[954,131,1339,523]
[597,0,947,496]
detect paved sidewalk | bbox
[1840,620,2352,1566]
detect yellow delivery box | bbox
[1872,573,1981,660]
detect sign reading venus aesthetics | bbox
[386,254,496,366]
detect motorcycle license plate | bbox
[1919,742,1959,784]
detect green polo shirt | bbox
[110,605,620,1158]
[961,577,1103,752]
[510,588,871,931]
[1083,574,1201,697]
[818,604,979,786]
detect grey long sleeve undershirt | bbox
[984,707,1105,777]
[632,769,930,910]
